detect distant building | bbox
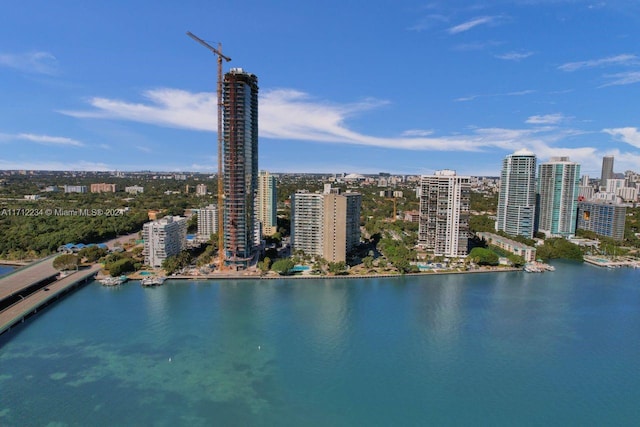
[577,201,626,241]
[291,190,361,263]
[42,186,59,192]
[143,216,187,268]
[476,232,537,262]
[578,185,594,200]
[90,183,117,193]
[196,184,207,196]
[257,171,278,236]
[404,210,420,223]
[24,194,40,200]
[63,185,87,193]
[537,157,580,238]
[600,155,614,187]
[125,185,144,195]
[418,170,470,257]
[197,204,218,241]
[496,149,537,239]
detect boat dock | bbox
[584,255,640,268]
[0,261,101,337]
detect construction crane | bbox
[186,31,231,270]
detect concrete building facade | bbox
[257,170,278,236]
[291,191,361,263]
[222,68,259,268]
[577,201,626,241]
[90,183,117,193]
[418,170,470,257]
[143,216,187,268]
[197,204,218,241]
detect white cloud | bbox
[526,113,566,125]
[401,129,434,137]
[448,16,497,34]
[600,71,640,87]
[61,86,607,166]
[0,51,59,75]
[495,51,534,61]
[407,14,449,32]
[61,89,217,132]
[603,127,640,148]
[558,54,638,72]
[0,132,84,147]
[454,89,535,102]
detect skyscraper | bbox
[537,157,581,237]
[601,155,614,187]
[496,149,537,239]
[223,68,259,268]
[257,170,278,236]
[418,170,470,257]
[291,190,362,263]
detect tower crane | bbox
[186,31,231,270]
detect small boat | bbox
[100,276,124,286]
[141,276,166,287]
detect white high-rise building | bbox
[143,216,187,268]
[496,149,537,239]
[197,204,218,241]
[537,157,580,237]
[418,170,470,257]
[257,170,278,236]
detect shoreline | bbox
[0,260,33,267]
[131,266,524,282]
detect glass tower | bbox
[496,149,537,239]
[537,157,580,238]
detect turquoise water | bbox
[1,262,640,425]
[291,265,310,272]
[139,271,154,276]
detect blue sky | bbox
[2,0,640,177]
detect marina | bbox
[583,255,640,268]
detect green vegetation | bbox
[53,254,79,271]
[271,258,295,275]
[161,250,193,275]
[468,247,499,266]
[77,246,108,263]
[536,238,583,262]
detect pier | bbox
[0,260,101,336]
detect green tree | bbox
[77,246,108,263]
[272,258,294,275]
[468,247,499,266]
[108,258,136,276]
[258,256,271,274]
[53,254,79,271]
[328,261,347,275]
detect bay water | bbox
[1,261,639,426]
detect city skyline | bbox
[2,1,640,176]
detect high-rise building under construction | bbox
[223,68,259,268]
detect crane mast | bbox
[187,31,231,270]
